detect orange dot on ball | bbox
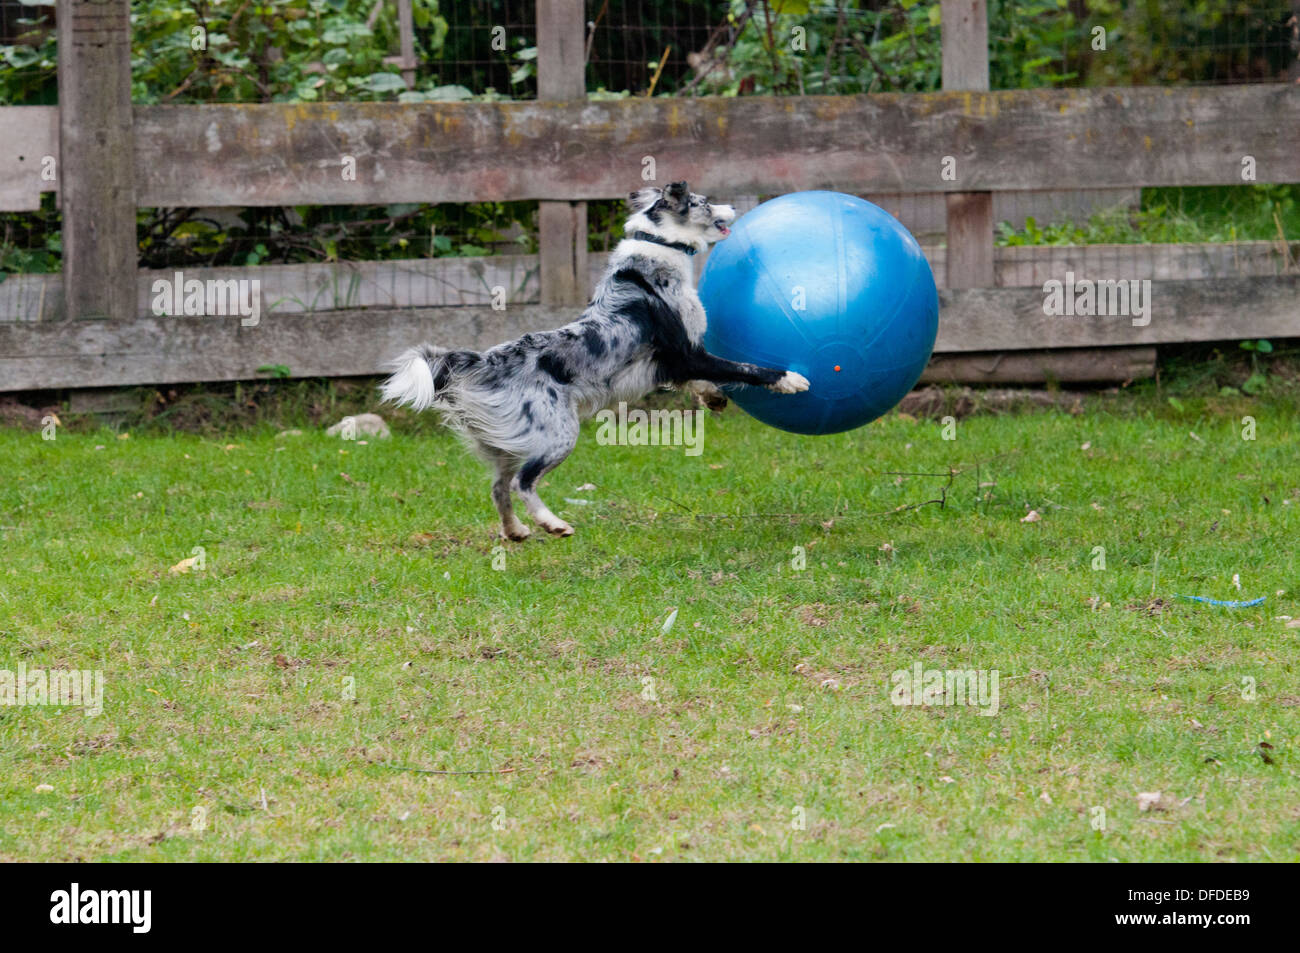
[833,365,841,372]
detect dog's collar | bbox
[629,231,698,256]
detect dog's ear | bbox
[627,187,661,213]
[663,181,690,212]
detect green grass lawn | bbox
[1,388,1297,861]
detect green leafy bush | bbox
[1,1,1295,273]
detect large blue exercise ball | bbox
[699,191,939,436]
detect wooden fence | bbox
[0,0,1297,394]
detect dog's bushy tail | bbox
[380,344,478,411]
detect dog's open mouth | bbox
[714,221,731,236]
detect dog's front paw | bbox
[768,371,810,394]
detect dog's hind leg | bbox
[512,416,579,537]
[513,452,574,536]
[491,457,531,541]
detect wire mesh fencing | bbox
[1,1,1297,291]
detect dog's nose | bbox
[715,205,736,223]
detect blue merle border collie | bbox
[381,181,809,540]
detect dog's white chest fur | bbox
[680,287,707,344]
[619,238,709,344]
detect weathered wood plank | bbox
[67,84,1296,208]
[941,0,995,288]
[934,277,1300,351]
[536,0,589,307]
[941,0,989,90]
[2,241,1293,322]
[0,306,570,390]
[3,241,1292,322]
[0,107,57,211]
[0,273,62,322]
[2,277,1294,391]
[1291,1,1300,85]
[945,191,995,288]
[56,0,136,320]
[921,347,1156,385]
[536,0,586,101]
[0,256,542,322]
[394,0,417,90]
[538,200,589,306]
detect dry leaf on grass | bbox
[799,605,829,627]
[1136,791,1167,811]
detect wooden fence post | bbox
[1290,0,1300,85]
[387,0,418,90]
[57,0,136,320]
[536,0,588,307]
[941,0,994,289]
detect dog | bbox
[381,181,809,540]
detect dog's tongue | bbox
[718,226,731,237]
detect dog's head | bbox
[626,181,736,250]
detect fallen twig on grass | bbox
[378,764,520,776]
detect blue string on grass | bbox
[1174,594,1266,609]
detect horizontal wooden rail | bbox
[0,106,57,211]
[921,347,1157,385]
[935,276,1298,352]
[1,241,1292,322]
[2,84,1296,210]
[1,276,1294,391]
